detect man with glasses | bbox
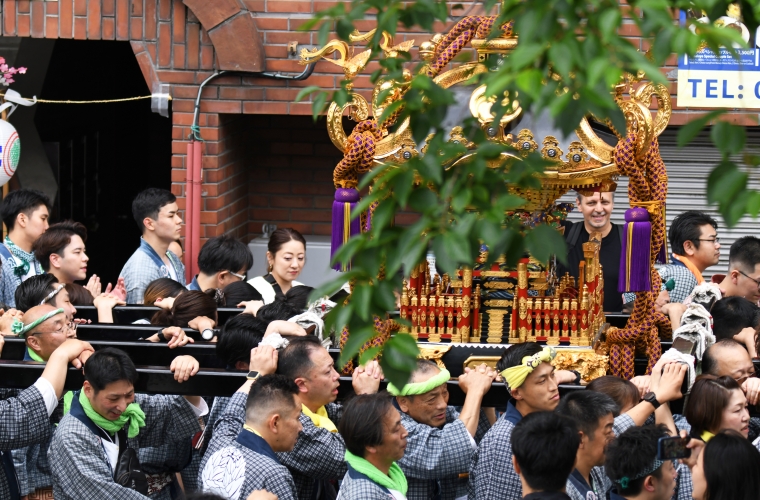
[12,305,81,498]
[717,236,760,305]
[187,234,255,294]
[701,339,760,437]
[624,211,720,311]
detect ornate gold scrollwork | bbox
[462,267,473,288]
[566,142,588,165]
[349,29,415,58]
[633,82,672,139]
[299,41,371,84]
[469,84,522,126]
[418,345,452,370]
[326,93,370,151]
[462,295,471,318]
[541,136,564,164]
[484,281,514,290]
[513,129,539,155]
[575,77,671,166]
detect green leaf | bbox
[598,8,621,43]
[312,92,328,121]
[310,272,358,302]
[676,109,725,148]
[358,346,382,366]
[706,161,747,205]
[380,334,420,388]
[746,192,760,218]
[294,86,323,103]
[526,224,567,265]
[339,325,376,367]
[318,21,331,47]
[710,121,746,157]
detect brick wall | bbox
[246,115,340,237]
[0,0,756,250]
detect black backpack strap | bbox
[566,222,583,247]
[264,273,287,301]
[116,427,128,458]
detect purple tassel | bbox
[618,207,652,293]
[331,188,361,271]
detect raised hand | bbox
[459,363,497,395]
[352,360,383,395]
[51,339,95,369]
[161,326,194,348]
[250,345,278,375]
[170,355,200,382]
[85,275,102,299]
[239,300,264,316]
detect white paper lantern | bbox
[0,119,20,187]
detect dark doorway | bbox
[35,40,171,284]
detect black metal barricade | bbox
[74,306,244,326]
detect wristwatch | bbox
[247,370,261,381]
[642,392,661,409]
[201,328,215,340]
[570,370,582,385]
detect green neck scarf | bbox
[344,450,407,495]
[78,390,146,438]
[26,347,45,362]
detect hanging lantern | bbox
[0,119,19,187]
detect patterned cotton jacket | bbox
[276,403,347,500]
[398,407,490,500]
[0,386,51,499]
[337,465,403,500]
[469,402,636,500]
[49,394,201,500]
[120,239,185,304]
[12,420,55,496]
[199,392,297,500]
[468,402,523,500]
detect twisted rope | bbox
[338,17,511,368]
[606,133,670,379]
[334,16,511,190]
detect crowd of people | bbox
[0,186,759,499]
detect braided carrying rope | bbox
[606,133,671,379]
[333,16,511,190]
[337,17,511,372]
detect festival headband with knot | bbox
[387,368,451,396]
[613,458,665,489]
[214,288,225,305]
[13,308,65,337]
[500,347,556,390]
[40,284,65,306]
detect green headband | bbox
[613,458,664,489]
[387,368,451,396]
[13,308,65,337]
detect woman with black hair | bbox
[683,429,760,500]
[247,228,308,304]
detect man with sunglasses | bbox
[187,235,255,294]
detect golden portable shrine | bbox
[302,15,673,380]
